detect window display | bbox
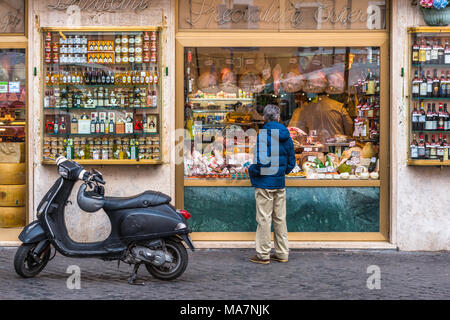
[41,29,162,164]
[183,46,381,180]
[408,28,450,165]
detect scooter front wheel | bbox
[145,239,188,281]
[14,243,51,278]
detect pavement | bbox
[0,247,448,300]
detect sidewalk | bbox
[0,247,448,300]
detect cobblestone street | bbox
[0,247,448,300]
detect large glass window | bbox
[183,46,381,180]
[0,48,26,231]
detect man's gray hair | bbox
[263,104,280,122]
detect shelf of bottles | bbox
[41,29,162,164]
[409,29,450,165]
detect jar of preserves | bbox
[115,35,121,45]
[121,35,128,45]
[135,34,142,45]
[135,54,143,63]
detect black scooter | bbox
[14,155,194,284]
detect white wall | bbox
[391,0,450,250]
[28,0,176,242]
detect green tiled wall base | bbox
[184,187,380,232]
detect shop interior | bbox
[183,46,381,181]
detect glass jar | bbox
[135,34,142,45]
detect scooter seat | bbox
[103,190,171,211]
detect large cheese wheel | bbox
[0,163,26,185]
[0,207,26,228]
[0,185,26,207]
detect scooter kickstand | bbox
[128,263,144,286]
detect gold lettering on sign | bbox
[183,0,381,29]
[48,0,151,12]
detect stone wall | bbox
[391,0,450,250]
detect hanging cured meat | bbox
[304,70,327,93]
[261,58,271,81]
[197,61,219,94]
[238,58,265,93]
[280,57,305,93]
[219,67,237,94]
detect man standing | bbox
[248,104,296,264]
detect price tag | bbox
[349,140,356,147]
[0,82,8,93]
[307,156,317,162]
[304,147,313,152]
[316,168,327,173]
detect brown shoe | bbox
[249,255,270,264]
[270,254,288,263]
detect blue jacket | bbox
[249,121,296,189]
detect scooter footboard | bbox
[19,221,47,244]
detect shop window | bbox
[183,46,381,180]
[0,49,27,230]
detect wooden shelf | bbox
[189,98,253,102]
[407,159,450,166]
[42,159,163,165]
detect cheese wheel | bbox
[0,163,26,185]
[0,207,26,228]
[0,185,26,207]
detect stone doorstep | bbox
[192,241,398,250]
[0,241,398,250]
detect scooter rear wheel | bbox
[14,243,51,278]
[145,239,188,281]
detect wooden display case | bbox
[407,27,450,166]
[40,27,164,165]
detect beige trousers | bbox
[254,188,289,260]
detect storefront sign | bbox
[48,0,151,12]
[179,0,385,30]
[0,0,25,34]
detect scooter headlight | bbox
[175,223,187,230]
[58,166,69,179]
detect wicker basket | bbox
[421,6,450,26]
